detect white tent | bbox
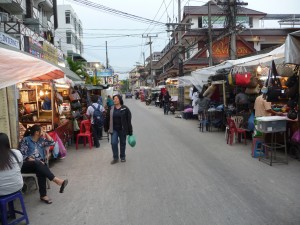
[285,30,300,65]
[184,44,285,88]
[0,43,64,89]
[233,44,285,67]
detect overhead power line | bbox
[68,0,166,26]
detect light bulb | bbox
[257,65,262,74]
[39,90,44,96]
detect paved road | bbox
[23,98,300,225]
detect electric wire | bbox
[68,0,165,26]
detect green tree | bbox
[120,79,129,93]
[66,57,92,84]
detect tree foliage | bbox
[66,57,92,84]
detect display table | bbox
[256,116,288,166]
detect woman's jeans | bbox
[21,160,55,197]
[164,102,170,114]
[111,129,126,160]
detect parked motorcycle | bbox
[145,97,151,105]
[169,102,175,114]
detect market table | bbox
[256,116,288,166]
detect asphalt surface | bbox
[20,98,300,225]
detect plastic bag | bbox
[292,129,300,143]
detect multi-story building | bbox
[0,0,57,52]
[129,65,145,90]
[150,1,300,83]
[55,4,85,61]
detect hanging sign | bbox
[107,76,114,85]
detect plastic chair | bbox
[76,120,93,149]
[226,117,247,145]
[225,116,243,141]
[0,191,29,225]
[22,149,51,192]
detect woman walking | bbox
[105,94,133,164]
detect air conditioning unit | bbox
[0,12,9,22]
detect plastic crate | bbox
[256,116,287,133]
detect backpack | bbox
[92,104,103,127]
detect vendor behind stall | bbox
[254,87,282,117]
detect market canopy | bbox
[187,44,285,88]
[0,43,64,89]
[285,30,300,65]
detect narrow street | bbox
[23,98,300,225]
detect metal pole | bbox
[149,36,153,86]
[230,0,236,60]
[106,41,108,69]
[177,0,185,111]
[208,1,213,66]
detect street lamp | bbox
[94,63,99,85]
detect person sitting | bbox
[235,88,249,112]
[0,133,23,196]
[41,95,51,110]
[19,125,68,204]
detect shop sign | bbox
[97,68,113,77]
[43,41,58,64]
[24,36,44,59]
[0,32,19,49]
[107,76,114,85]
[87,70,94,76]
[200,37,253,58]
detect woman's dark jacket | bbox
[104,105,133,135]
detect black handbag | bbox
[287,109,298,120]
[71,101,81,110]
[266,60,284,102]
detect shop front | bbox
[0,42,72,150]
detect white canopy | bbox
[0,43,64,89]
[285,30,300,65]
[183,44,285,89]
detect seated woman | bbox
[0,133,23,196]
[19,125,68,204]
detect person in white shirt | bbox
[86,95,104,148]
[0,133,23,196]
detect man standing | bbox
[86,95,104,148]
[254,87,281,117]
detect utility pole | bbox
[142,34,157,86]
[177,0,184,111]
[165,1,193,110]
[105,41,108,69]
[229,0,236,60]
[217,0,248,60]
[208,1,213,66]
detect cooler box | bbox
[256,116,287,133]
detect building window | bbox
[74,18,77,31]
[66,31,72,44]
[65,11,70,24]
[249,17,253,28]
[198,17,202,28]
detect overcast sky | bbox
[57,0,299,77]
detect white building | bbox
[55,4,85,61]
